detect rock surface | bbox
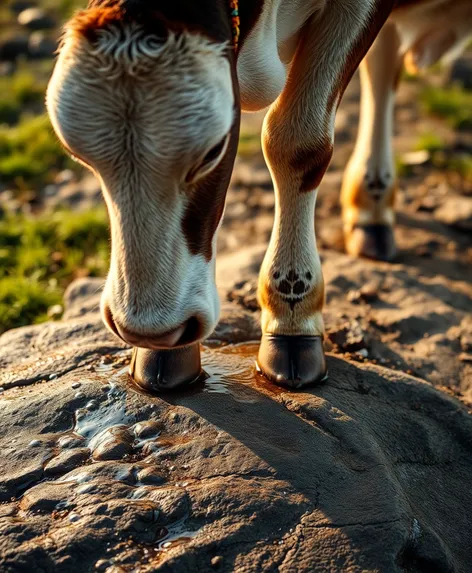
[1,276,472,572]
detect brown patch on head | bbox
[68,3,168,44]
[182,57,241,261]
[80,0,234,45]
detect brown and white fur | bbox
[47,0,471,387]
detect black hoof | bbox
[129,344,203,392]
[256,334,327,389]
[346,224,396,261]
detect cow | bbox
[46,0,472,389]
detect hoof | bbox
[256,334,327,389]
[345,224,396,261]
[130,344,203,392]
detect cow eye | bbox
[202,135,229,165]
[185,134,230,184]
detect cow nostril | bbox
[177,316,201,346]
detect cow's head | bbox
[47,3,240,349]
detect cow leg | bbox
[341,22,402,261]
[257,2,391,387]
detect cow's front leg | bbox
[341,22,402,261]
[256,1,392,387]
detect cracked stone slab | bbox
[0,340,471,572]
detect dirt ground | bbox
[219,68,472,404]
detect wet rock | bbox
[133,421,161,440]
[44,448,90,477]
[17,7,55,30]
[20,482,73,513]
[146,488,189,524]
[435,196,472,232]
[137,466,166,486]
[91,427,134,461]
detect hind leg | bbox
[341,22,402,261]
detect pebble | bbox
[133,421,161,439]
[137,466,166,485]
[92,428,134,461]
[68,512,81,523]
[72,382,81,389]
[44,448,90,476]
[211,556,223,568]
[58,435,84,449]
[29,439,41,447]
[93,438,133,461]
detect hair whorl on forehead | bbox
[68,4,168,43]
[63,5,228,79]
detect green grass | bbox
[0,113,81,189]
[414,131,472,184]
[0,70,47,125]
[415,131,445,154]
[0,207,110,334]
[420,84,472,131]
[237,132,262,157]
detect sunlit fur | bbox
[47,23,234,343]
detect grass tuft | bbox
[0,208,110,334]
[420,84,472,131]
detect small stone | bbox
[91,428,134,461]
[72,382,81,389]
[211,556,223,568]
[47,304,63,319]
[17,7,56,30]
[68,512,81,523]
[358,348,369,358]
[44,448,90,476]
[29,439,41,447]
[460,334,472,353]
[435,197,472,232]
[137,466,166,485]
[86,400,98,410]
[133,420,161,439]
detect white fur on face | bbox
[47,25,234,341]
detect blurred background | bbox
[0,0,471,340]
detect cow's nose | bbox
[103,304,201,349]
